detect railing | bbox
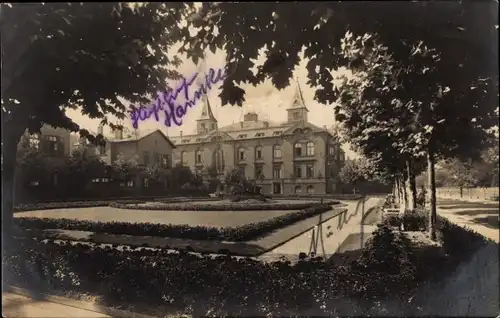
[437,187,499,201]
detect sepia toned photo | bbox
[2,2,498,317]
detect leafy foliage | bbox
[180,2,497,110]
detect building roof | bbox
[109,129,176,148]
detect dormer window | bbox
[237,134,247,139]
[182,139,190,144]
[196,138,204,142]
[273,131,282,136]
[255,132,265,137]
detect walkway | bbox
[259,197,382,261]
[436,197,499,243]
[2,292,110,318]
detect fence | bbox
[437,187,499,201]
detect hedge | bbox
[14,204,335,242]
[109,200,340,211]
[14,200,148,212]
[3,223,428,316]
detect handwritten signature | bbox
[130,67,227,129]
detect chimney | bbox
[243,112,258,122]
[263,121,269,128]
[97,125,104,135]
[114,128,123,140]
[180,130,183,137]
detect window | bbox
[255,165,264,179]
[273,145,282,158]
[273,131,282,136]
[30,180,39,186]
[295,165,302,178]
[47,136,58,152]
[340,152,345,162]
[237,134,247,139]
[143,178,149,188]
[255,132,265,137]
[294,185,302,194]
[201,123,206,131]
[127,180,134,187]
[294,143,303,156]
[53,173,58,186]
[143,151,150,165]
[30,134,40,150]
[307,185,315,194]
[306,164,314,178]
[101,178,110,183]
[306,142,314,156]
[154,152,160,164]
[195,150,203,164]
[273,165,282,179]
[211,123,216,130]
[329,146,335,155]
[293,112,299,120]
[182,139,190,144]
[255,146,262,160]
[238,148,245,161]
[99,144,106,155]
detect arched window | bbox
[294,185,302,194]
[273,145,282,158]
[306,142,315,156]
[294,143,303,156]
[255,146,263,160]
[307,185,315,194]
[195,150,203,163]
[238,148,246,161]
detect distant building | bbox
[19,124,71,158]
[170,83,346,195]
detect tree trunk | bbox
[399,172,409,215]
[427,147,437,240]
[2,133,23,242]
[407,160,417,211]
[459,186,463,198]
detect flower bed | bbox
[14,204,334,241]
[109,200,339,211]
[14,200,147,212]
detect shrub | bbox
[14,200,148,212]
[109,201,339,211]
[15,204,335,242]
[0,233,420,317]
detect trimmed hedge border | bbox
[14,204,334,241]
[109,200,340,211]
[15,201,144,212]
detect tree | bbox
[180,2,496,108]
[338,159,368,194]
[63,148,106,197]
[170,164,195,189]
[1,3,190,236]
[111,154,141,186]
[180,2,496,240]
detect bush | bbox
[1,227,419,316]
[15,204,335,242]
[109,201,339,211]
[14,200,147,212]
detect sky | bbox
[66,36,359,159]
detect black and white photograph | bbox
[1,1,499,317]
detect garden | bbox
[3,193,491,316]
[12,198,345,256]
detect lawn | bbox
[15,207,297,228]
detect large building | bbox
[170,83,346,195]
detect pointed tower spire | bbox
[196,92,218,134]
[286,79,309,124]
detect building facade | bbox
[170,84,346,195]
